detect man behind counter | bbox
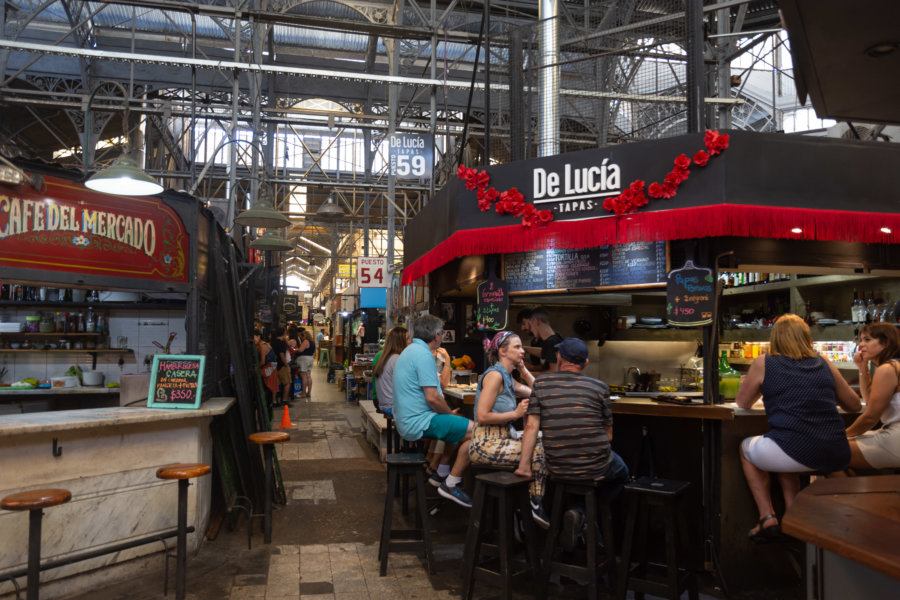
[520,307,563,373]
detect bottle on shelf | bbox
[86,307,95,333]
[865,291,876,324]
[851,289,862,324]
[718,350,741,400]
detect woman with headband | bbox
[469,330,550,527]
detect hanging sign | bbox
[0,174,188,283]
[477,277,509,331]
[389,133,433,180]
[147,354,205,409]
[666,260,714,327]
[282,294,299,315]
[357,256,388,288]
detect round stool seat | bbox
[156,463,211,480]
[249,431,290,445]
[1,488,71,511]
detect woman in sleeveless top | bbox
[468,330,549,527]
[846,322,900,470]
[295,329,316,399]
[736,314,861,541]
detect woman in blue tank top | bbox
[736,314,861,541]
[468,330,550,527]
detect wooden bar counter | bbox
[782,475,900,596]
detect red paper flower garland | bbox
[603,130,730,216]
[457,166,554,227]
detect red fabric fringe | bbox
[401,204,900,284]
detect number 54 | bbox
[360,267,383,285]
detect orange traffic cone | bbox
[277,404,294,428]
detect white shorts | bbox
[741,435,813,473]
[296,356,314,372]
[854,422,900,469]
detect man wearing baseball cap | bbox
[514,337,629,551]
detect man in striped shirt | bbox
[515,338,629,549]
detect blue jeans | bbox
[565,451,630,511]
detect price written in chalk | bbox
[477,278,509,331]
[147,354,206,409]
[667,264,714,327]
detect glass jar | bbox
[39,315,55,333]
[24,315,41,333]
[718,350,741,400]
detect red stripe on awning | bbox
[401,204,900,285]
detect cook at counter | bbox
[517,307,563,373]
[734,314,861,542]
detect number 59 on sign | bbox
[357,257,388,288]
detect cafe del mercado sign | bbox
[0,175,188,283]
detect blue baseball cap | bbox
[555,338,588,365]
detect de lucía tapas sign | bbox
[477,277,509,331]
[147,354,205,409]
[666,261,714,327]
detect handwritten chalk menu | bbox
[147,354,205,409]
[666,261,714,327]
[504,242,667,292]
[282,294,299,316]
[477,277,509,330]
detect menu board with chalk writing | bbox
[666,261,714,327]
[147,354,205,409]
[504,242,667,292]
[477,277,509,331]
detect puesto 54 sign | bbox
[0,175,188,283]
[389,133,433,180]
[357,256,388,288]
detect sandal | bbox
[748,514,780,543]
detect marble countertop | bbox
[0,386,119,395]
[0,396,235,437]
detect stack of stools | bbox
[1,488,72,600]
[248,431,290,546]
[616,476,698,600]
[378,452,434,576]
[156,463,211,600]
[539,476,617,600]
[461,471,538,600]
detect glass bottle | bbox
[865,291,876,324]
[718,350,741,400]
[55,311,64,333]
[851,289,860,324]
[86,307,95,333]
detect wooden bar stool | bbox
[539,476,616,600]
[461,471,538,600]
[248,431,290,546]
[616,476,697,600]
[379,452,433,576]
[1,488,72,600]
[156,463,211,600]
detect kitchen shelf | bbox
[0,348,134,369]
[722,274,880,297]
[0,300,185,309]
[0,333,104,337]
[728,357,855,369]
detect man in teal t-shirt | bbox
[393,314,473,508]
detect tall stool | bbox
[318,347,330,367]
[249,431,290,546]
[156,463,211,600]
[539,476,616,600]
[1,488,72,600]
[461,471,538,600]
[616,476,697,600]
[378,452,434,576]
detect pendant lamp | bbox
[234,186,291,229]
[83,81,163,196]
[250,230,293,251]
[85,155,164,195]
[316,193,346,218]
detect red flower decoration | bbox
[473,170,490,190]
[693,150,709,166]
[647,182,664,198]
[704,130,730,156]
[674,154,691,170]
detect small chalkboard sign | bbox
[283,294,299,315]
[147,354,205,409]
[477,277,509,331]
[666,261,714,327]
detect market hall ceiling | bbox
[0,0,785,284]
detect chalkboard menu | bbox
[666,261,714,327]
[477,277,509,330]
[504,242,667,292]
[147,354,206,409]
[283,294,299,316]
